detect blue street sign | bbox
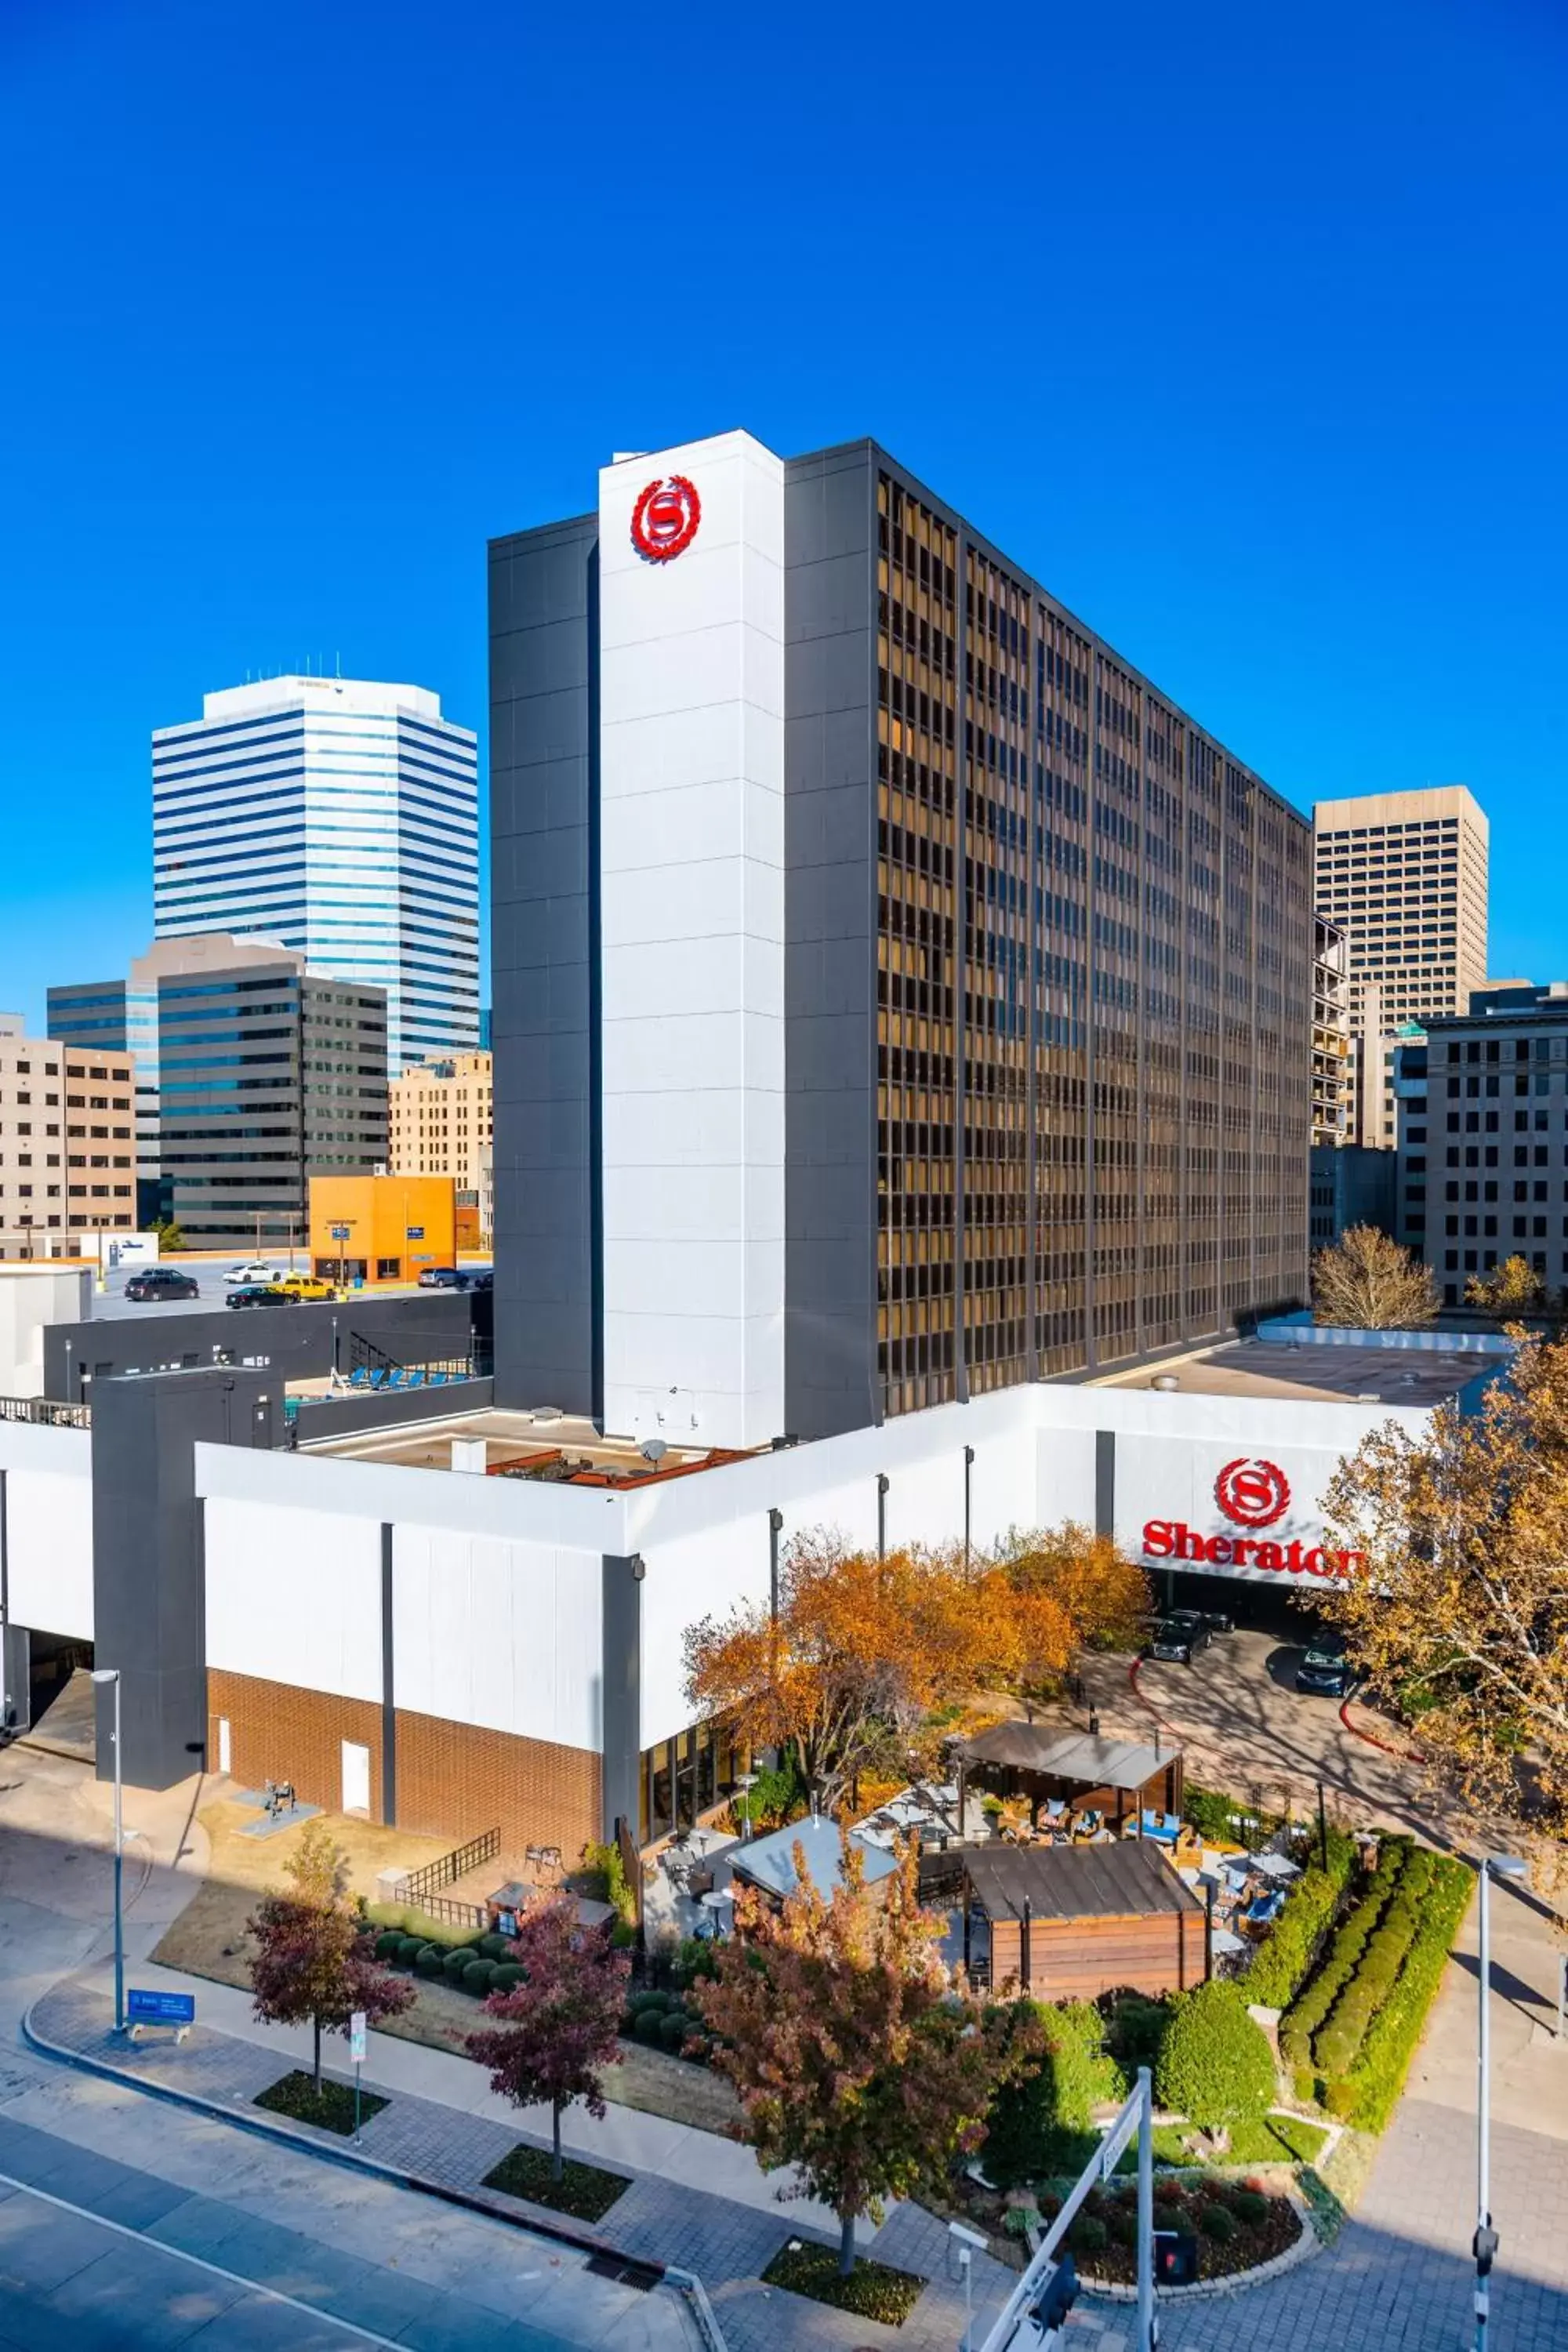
[405,1225,424,1240]
[329,1224,351,1240]
[128,1988,195,2027]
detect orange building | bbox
[309,1174,456,1287]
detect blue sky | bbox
[1,0,1563,1025]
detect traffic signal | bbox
[1031,2250,1080,2332]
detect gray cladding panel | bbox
[783,450,878,1438]
[489,517,600,1414]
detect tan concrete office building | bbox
[389,1052,493,1233]
[1313,786,1489,1147]
[0,1016,136,1257]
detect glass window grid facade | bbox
[873,469,1310,1415]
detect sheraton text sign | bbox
[1141,1520,1363,1578]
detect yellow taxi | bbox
[274,1273,338,1302]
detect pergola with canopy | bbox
[953,1723,1184,1836]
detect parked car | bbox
[1144,1610,1213,1665]
[1200,1608,1234,1636]
[224,1260,278,1283]
[273,1274,336,1301]
[124,1268,199,1303]
[1296,1633,1353,1699]
[226,1284,297,1310]
[418,1266,462,1288]
[452,1269,493,1292]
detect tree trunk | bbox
[838,2209,856,2279]
[552,2100,564,2184]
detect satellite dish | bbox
[641,1438,668,1464]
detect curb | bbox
[1338,1696,1425,1766]
[20,1997,652,2276]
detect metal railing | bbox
[403,1891,488,1932]
[402,1826,500,1908]
[0,1394,90,1430]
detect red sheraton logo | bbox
[631,474,701,562]
[1214,1457,1290,1529]
[1142,1519,1364,1579]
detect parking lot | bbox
[82,1260,477,1320]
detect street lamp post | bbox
[1475,1851,1528,2352]
[89,1668,125,2032]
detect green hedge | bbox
[1242,1828,1358,2009]
[1279,1838,1410,2068]
[1154,1984,1274,2131]
[1312,1852,1436,2079]
[1334,1854,1472,2130]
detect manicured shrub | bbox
[619,2006,638,2036]
[630,1988,671,2017]
[659,2010,693,2054]
[492,1962,524,1994]
[1155,1984,1275,2133]
[1337,1854,1472,2129]
[397,1934,426,1965]
[1107,2202,1138,2247]
[983,1998,1125,2189]
[478,1933,511,1962]
[441,1947,477,1986]
[463,1958,495,1996]
[374,1929,404,1962]
[1152,2200,1184,2234]
[1200,2202,1236,2243]
[633,2008,667,2047]
[1229,2187,1268,2227]
[610,1920,636,1950]
[1102,1991,1170,2074]
[1069,2214,1108,2256]
[1243,1828,1358,2009]
[415,1945,445,1977]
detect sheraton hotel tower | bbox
[491,432,1312,1451]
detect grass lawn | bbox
[761,2241,924,2326]
[481,2143,630,2223]
[254,2070,387,2136]
[153,1800,450,1989]
[1147,2114,1329,2167]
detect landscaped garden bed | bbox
[253,2069,387,2136]
[761,2238,925,2325]
[481,2143,631,2223]
[1057,2174,1301,2285]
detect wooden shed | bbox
[963,1838,1207,2002]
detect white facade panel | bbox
[5,1468,93,1641]
[391,1527,602,1752]
[598,432,786,1450]
[1112,1429,1372,1588]
[203,1498,383,1700]
[639,1513,771,1752]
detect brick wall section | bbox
[394,1708,601,1860]
[208,1671,384,1818]
[206,1669,601,1857]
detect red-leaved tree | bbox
[693,1834,1040,2276]
[247,1819,412,2093]
[466,1893,630,2183]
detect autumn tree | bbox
[466,1893,630,2183]
[1002,1524,1149,1670]
[1466,1254,1551,1318]
[1318,1330,1568,1830]
[247,1820,412,2093]
[692,1835,1040,2276]
[1312,1225,1438,1330]
[686,1526,1149,1809]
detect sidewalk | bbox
[29,1966,1018,2352]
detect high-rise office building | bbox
[1312,786,1489,1149]
[1394,981,1568,1307]
[152,675,479,1073]
[154,944,388,1250]
[490,430,1313,1446]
